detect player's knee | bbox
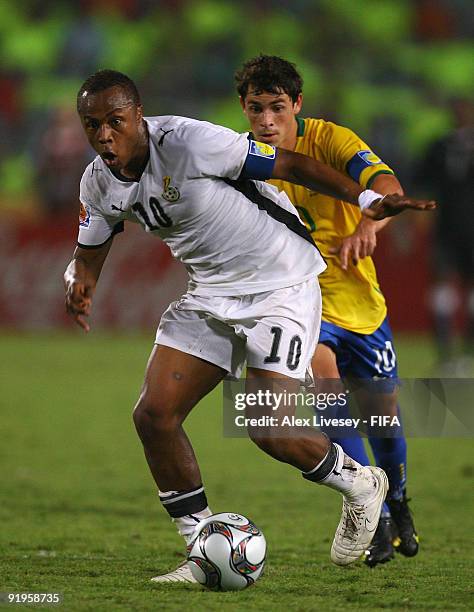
[133,393,181,440]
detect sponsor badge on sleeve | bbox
[79,202,91,228]
[249,140,276,159]
[357,150,382,165]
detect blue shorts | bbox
[319,317,398,380]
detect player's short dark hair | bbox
[235,55,303,102]
[77,69,140,112]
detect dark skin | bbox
[66,86,435,491]
[78,86,149,180]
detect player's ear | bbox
[136,104,144,122]
[239,96,246,113]
[294,93,303,115]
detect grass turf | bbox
[0,332,472,611]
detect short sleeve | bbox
[77,169,123,248]
[172,122,251,180]
[321,122,395,189]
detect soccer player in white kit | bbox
[64,70,435,581]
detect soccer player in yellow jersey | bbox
[236,55,419,567]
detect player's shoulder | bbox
[80,157,113,205]
[145,115,243,149]
[303,117,357,140]
[301,118,368,162]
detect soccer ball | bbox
[187,512,266,591]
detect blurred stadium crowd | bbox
[0,0,472,362]
[1,0,473,213]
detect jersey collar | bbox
[296,116,305,137]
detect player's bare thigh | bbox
[135,344,226,427]
[313,343,340,378]
[312,343,347,401]
[246,366,301,407]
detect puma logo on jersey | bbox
[158,128,174,147]
[162,176,180,202]
[91,161,102,175]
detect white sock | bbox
[304,443,374,501]
[324,453,376,502]
[173,506,213,544]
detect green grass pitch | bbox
[0,332,472,611]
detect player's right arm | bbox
[66,163,124,332]
[64,240,113,332]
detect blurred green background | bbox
[0,0,472,209]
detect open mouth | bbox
[101,151,118,166]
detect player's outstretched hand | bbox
[363,194,436,220]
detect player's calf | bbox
[248,430,329,470]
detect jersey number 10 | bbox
[132,197,173,230]
[264,326,303,371]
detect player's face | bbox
[241,87,302,150]
[78,86,147,175]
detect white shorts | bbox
[155,278,321,380]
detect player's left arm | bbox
[271,148,435,221]
[335,173,404,270]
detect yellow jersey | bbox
[269,117,395,334]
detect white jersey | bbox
[78,116,326,296]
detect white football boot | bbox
[151,560,197,584]
[331,466,388,566]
